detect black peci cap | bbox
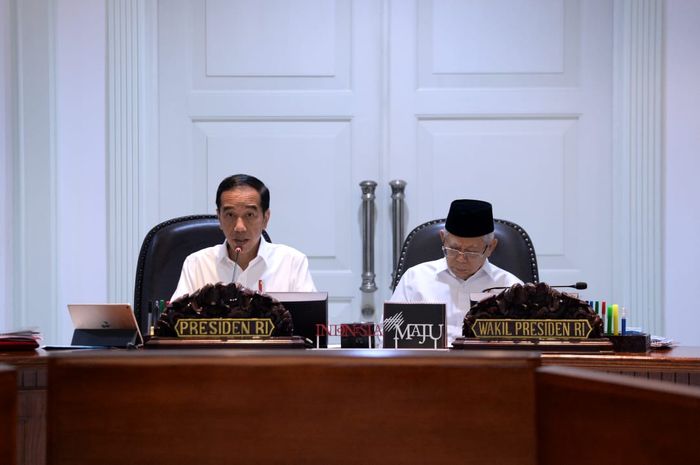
[445,199,494,238]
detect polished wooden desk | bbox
[3,346,700,465]
[48,350,541,465]
[0,364,17,465]
[1,351,47,465]
[537,365,700,465]
[541,346,700,385]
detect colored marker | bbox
[601,301,607,334]
[613,304,619,335]
[621,306,627,335]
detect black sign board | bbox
[382,302,446,349]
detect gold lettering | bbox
[514,321,522,336]
[241,320,251,335]
[189,320,199,335]
[522,322,530,337]
[479,321,488,337]
[255,320,265,335]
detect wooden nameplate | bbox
[143,336,307,350]
[452,338,614,353]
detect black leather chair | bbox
[133,215,270,334]
[391,218,539,290]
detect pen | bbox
[601,301,607,334]
[146,301,153,336]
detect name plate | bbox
[470,319,593,339]
[175,318,275,338]
[383,302,446,349]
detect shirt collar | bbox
[219,237,270,265]
[255,236,272,264]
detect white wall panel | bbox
[419,0,580,87]
[417,118,577,258]
[431,0,564,74]
[14,0,59,341]
[107,0,147,306]
[0,0,13,331]
[55,0,108,343]
[664,0,700,344]
[192,0,351,90]
[206,0,336,76]
[612,0,663,335]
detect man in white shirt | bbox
[390,199,522,345]
[171,174,316,300]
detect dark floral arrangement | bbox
[155,282,294,337]
[462,282,603,338]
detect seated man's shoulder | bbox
[487,261,523,284]
[403,258,444,278]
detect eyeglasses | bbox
[441,244,488,260]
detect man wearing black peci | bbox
[171,174,316,300]
[390,199,522,345]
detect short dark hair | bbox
[215,174,270,213]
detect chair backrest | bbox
[133,215,271,333]
[392,218,539,290]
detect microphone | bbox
[231,246,242,284]
[555,282,588,290]
[481,282,588,293]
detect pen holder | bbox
[607,333,651,353]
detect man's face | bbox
[217,186,270,259]
[440,230,496,280]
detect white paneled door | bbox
[156,0,613,334]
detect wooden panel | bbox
[537,366,700,465]
[0,365,17,465]
[18,390,46,465]
[48,350,539,465]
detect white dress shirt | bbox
[390,258,522,345]
[171,239,316,300]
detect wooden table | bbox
[1,350,48,465]
[3,346,700,465]
[541,346,700,385]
